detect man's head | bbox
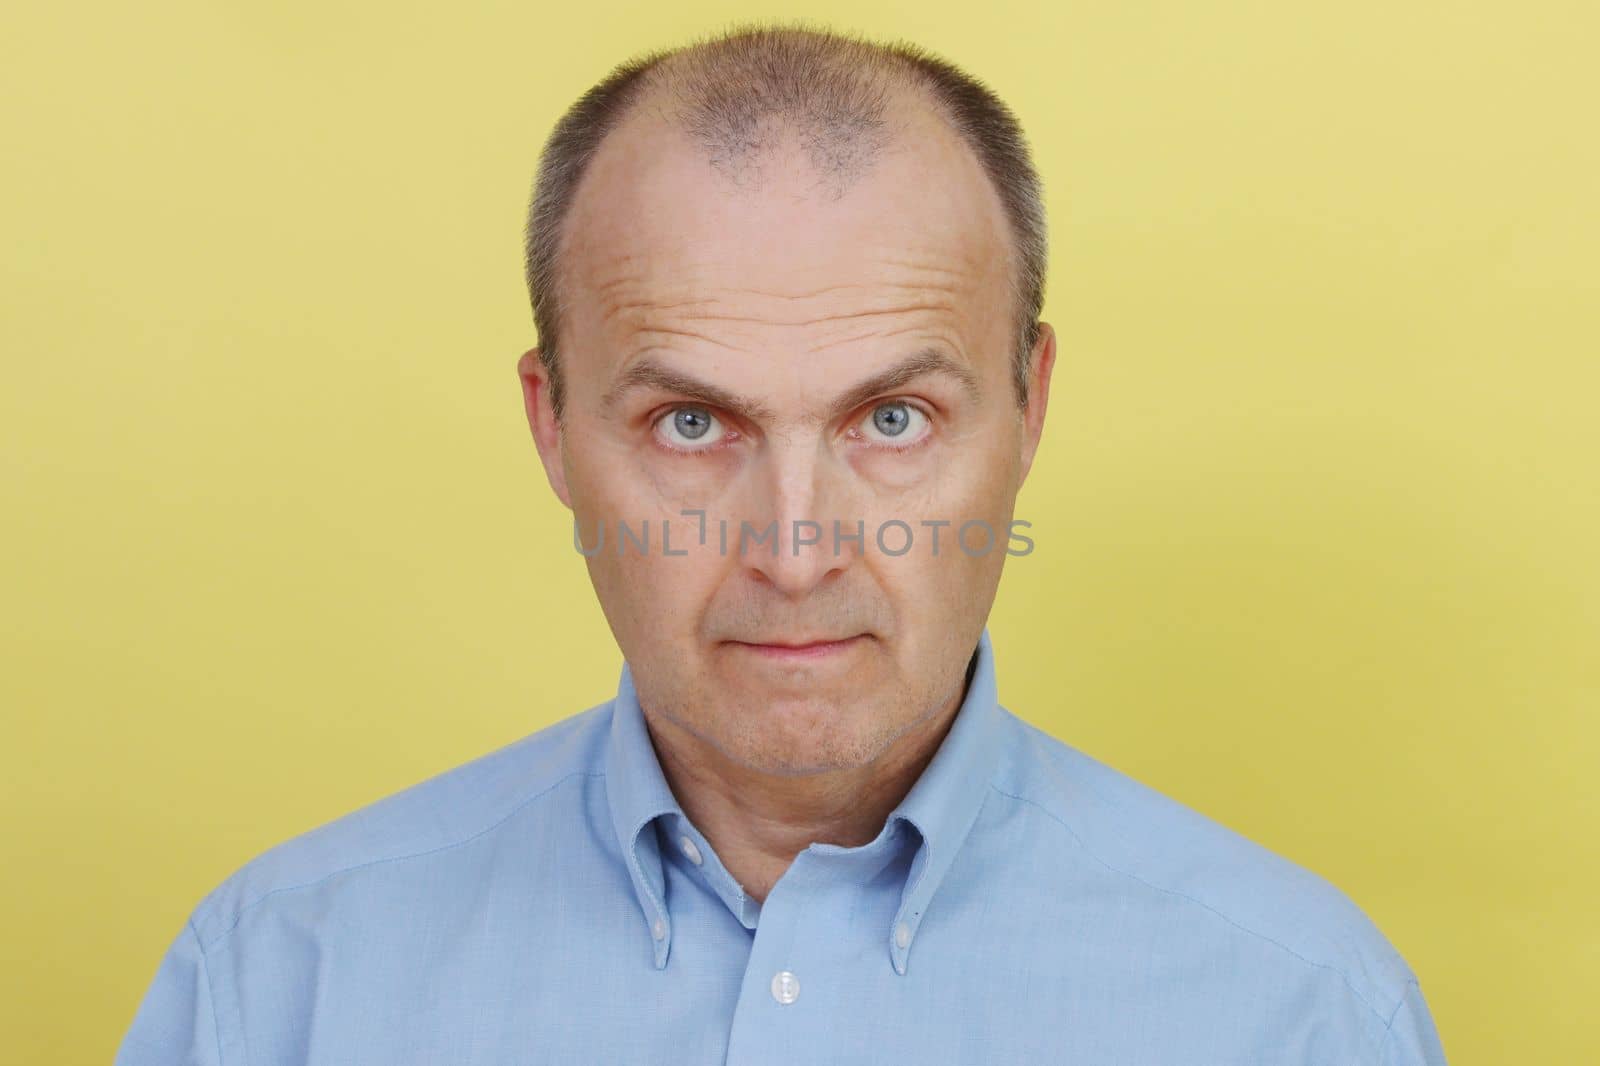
[518,22,1056,777]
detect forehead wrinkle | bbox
[803,322,966,357]
[662,302,958,329]
[720,281,872,301]
[585,239,977,294]
[870,259,979,284]
[613,280,965,327]
[598,290,967,346]
[594,270,960,304]
[625,323,746,354]
[590,277,721,327]
[609,293,974,361]
[581,255,993,366]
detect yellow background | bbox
[3,3,1595,1062]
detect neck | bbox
[645,684,967,904]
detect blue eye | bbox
[654,405,726,451]
[872,403,911,436]
[674,408,712,439]
[860,401,930,447]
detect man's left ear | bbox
[1017,320,1057,486]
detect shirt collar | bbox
[604,626,1004,975]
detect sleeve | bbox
[1377,979,1449,1066]
[113,916,223,1066]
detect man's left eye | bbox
[858,401,930,446]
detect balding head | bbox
[523,21,1048,419]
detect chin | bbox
[725,702,887,772]
[735,741,874,777]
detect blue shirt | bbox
[116,628,1449,1064]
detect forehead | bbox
[559,94,1014,354]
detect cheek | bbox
[852,443,1018,621]
[554,432,696,619]
[855,436,1017,536]
[578,509,732,646]
[848,446,944,497]
[578,442,748,524]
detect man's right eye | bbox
[653,405,728,452]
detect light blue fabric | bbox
[116,628,1449,1064]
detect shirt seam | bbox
[200,769,604,953]
[1377,978,1417,1064]
[988,783,1395,1032]
[187,914,225,1066]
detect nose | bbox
[738,438,857,599]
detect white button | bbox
[679,835,703,865]
[894,921,912,949]
[770,970,800,1004]
[651,917,666,941]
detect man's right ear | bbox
[517,347,573,509]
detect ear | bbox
[517,347,573,509]
[1017,321,1057,487]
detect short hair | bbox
[523,19,1048,420]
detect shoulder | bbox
[989,706,1418,1027]
[186,699,615,952]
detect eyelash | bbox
[648,400,936,456]
[850,401,935,453]
[651,406,740,456]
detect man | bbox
[117,22,1448,1065]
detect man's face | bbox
[520,95,1054,776]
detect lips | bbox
[726,634,869,661]
[743,636,859,648]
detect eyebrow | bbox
[599,346,982,424]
